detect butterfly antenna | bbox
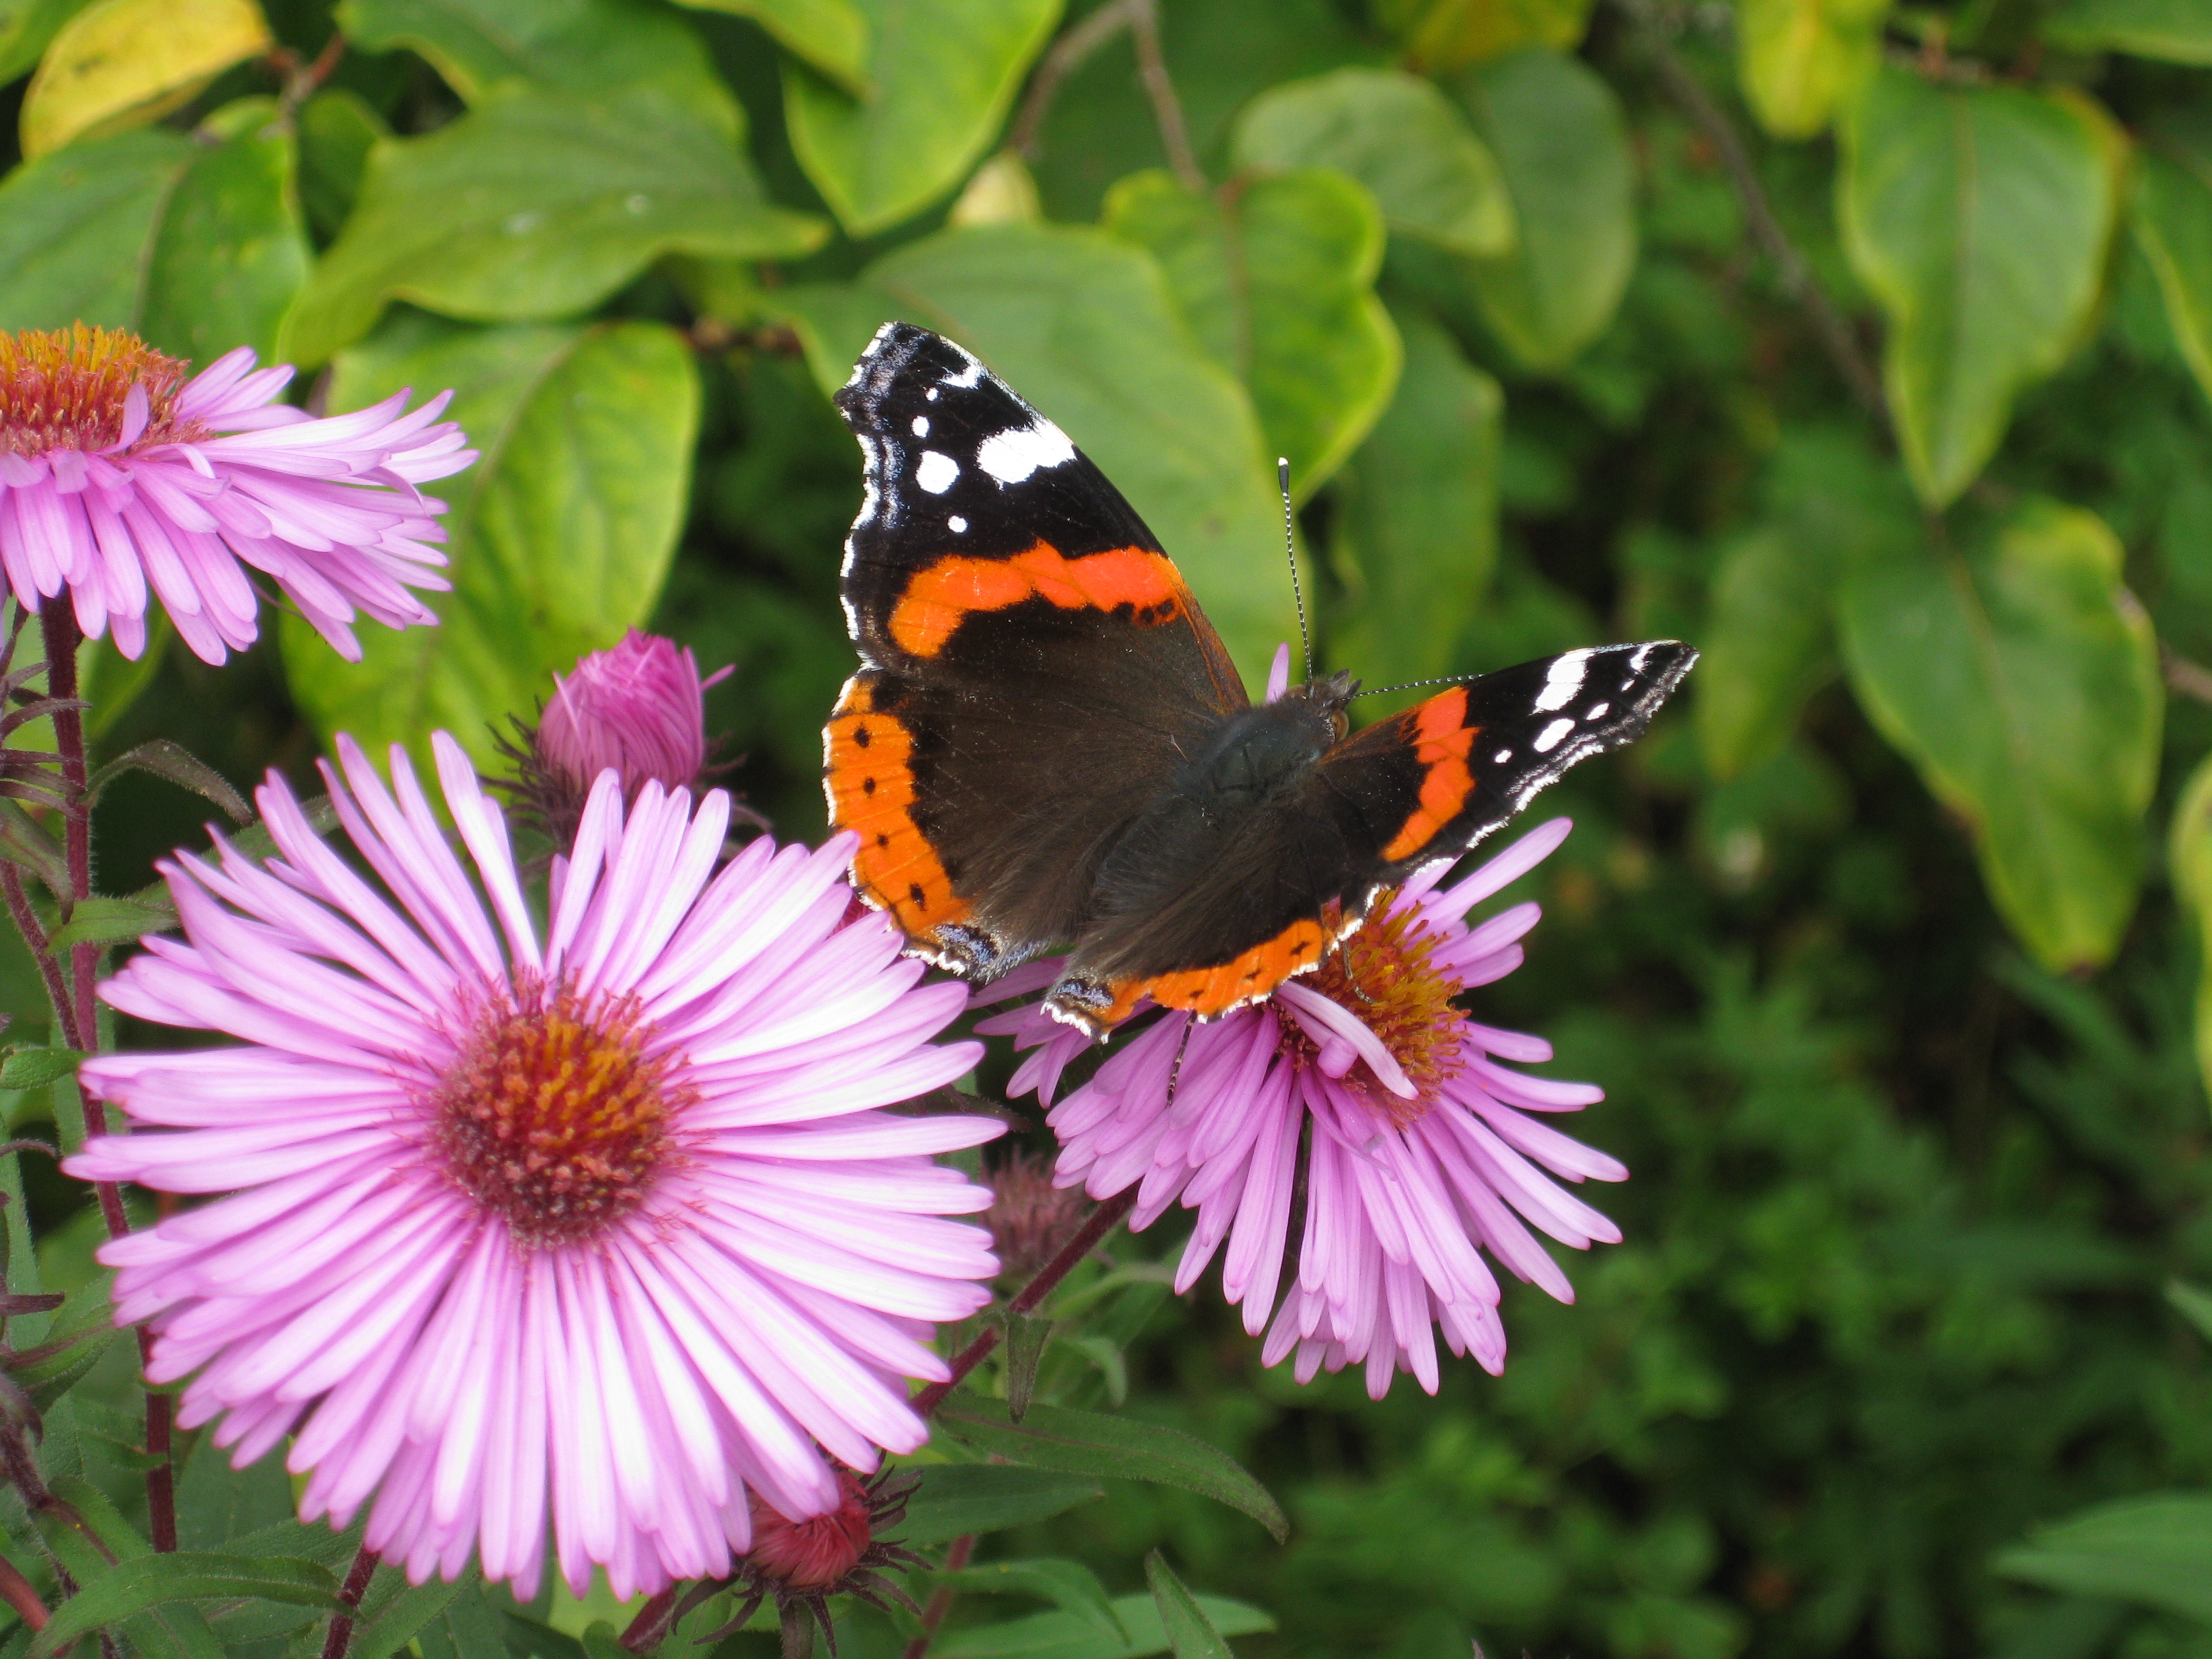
[1349,674,1473,702]
[1279,457,1313,685]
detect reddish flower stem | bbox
[36,603,174,1550]
[910,1188,1136,1418]
[320,1546,379,1659]
[897,1533,974,1659]
[0,865,79,1050]
[0,1548,49,1631]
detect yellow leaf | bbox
[948,150,1041,228]
[1397,0,1595,72]
[1737,0,1889,140]
[20,0,272,159]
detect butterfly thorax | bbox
[1169,675,1354,816]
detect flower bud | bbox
[984,1149,1086,1284]
[536,630,719,800]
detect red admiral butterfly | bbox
[824,323,1694,1036]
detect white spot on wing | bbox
[1585,701,1610,720]
[910,415,929,437]
[977,419,1076,484]
[926,387,941,402]
[949,515,967,533]
[1534,649,1591,712]
[1630,643,1654,672]
[1494,749,1512,763]
[940,357,986,389]
[1533,718,1575,754]
[916,451,960,494]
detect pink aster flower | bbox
[537,630,728,802]
[0,324,471,663]
[979,817,1624,1399]
[66,737,1000,1598]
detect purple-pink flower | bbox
[537,630,726,801]
[0,325,470,664]
[980,817,1624,1399]
[67,736,1001,1597]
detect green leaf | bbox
[1697,529,1838,779]
[1231,67,1514,258]
[298,87,386,243]
[2168,1278,2212,1340]
[118,1601,226,1659]
[773,222,1296,678]
[0,126,192,330]
[1698,426,1916,778]
[2169,748,2212,1104]
[26,1557,333,1654]
[1391,0,1596,72]
[949,1559,1126,1641]
[2132,125,2212,409]
[0,794,70,899]
[670,0,868,93]
[1838,499,2161,970]
[284,87,825,364]
[85,737,252,823]
[1143,1555,1234,1659]
[408,1582,511,1659]
[138,98,310,365]
[1451,47,1636,371]
[2043,0,2212,62]
[897,1464,1107,1547]
[334,0,742,134]
[782,0,1060,236]
[933,1592,1273,1659]
[45,895,178,950]
[350,1574,466,1659]
[0,0,96,85]
[933,1393,1289,1541]
[1994,1494,2212,1620]
[1004,1310,1053,1423]
[1839,71,2125,506]
[1736,0,1888,140]
[281,314,697,769]
[1328,302,1500,699]
[1103,168,1399,499]
[18,0,270,156]
[0,1046,84,1088]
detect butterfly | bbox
[823,322,1695,1036]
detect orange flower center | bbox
[0,325,192,457]
[1285,893,1467,1126]
[430,981,683,1246]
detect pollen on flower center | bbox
[0,325,192,456]
[430,980,685,1246]
[1288,893,1467,1124]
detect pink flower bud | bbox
[535,631,721,800]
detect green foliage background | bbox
[4,0,2212,1654]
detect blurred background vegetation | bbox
[3,0,2212,1652]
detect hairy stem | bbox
[912,1188,1139,1417]
[39,605,174,1551]
[897,1534,975,1659]
[0,1548,49,1631]
[320,1547,380,1659]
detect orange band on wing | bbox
[1058,916,1335,1031]
[889,541,1185,658]
[824,680,970,941]
[1382,686,1479,862]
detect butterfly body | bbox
[825,322,1695,1036]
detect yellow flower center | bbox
[1285,892,1467,1126]
[430,980,684,1246]
[0,325,192,457]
